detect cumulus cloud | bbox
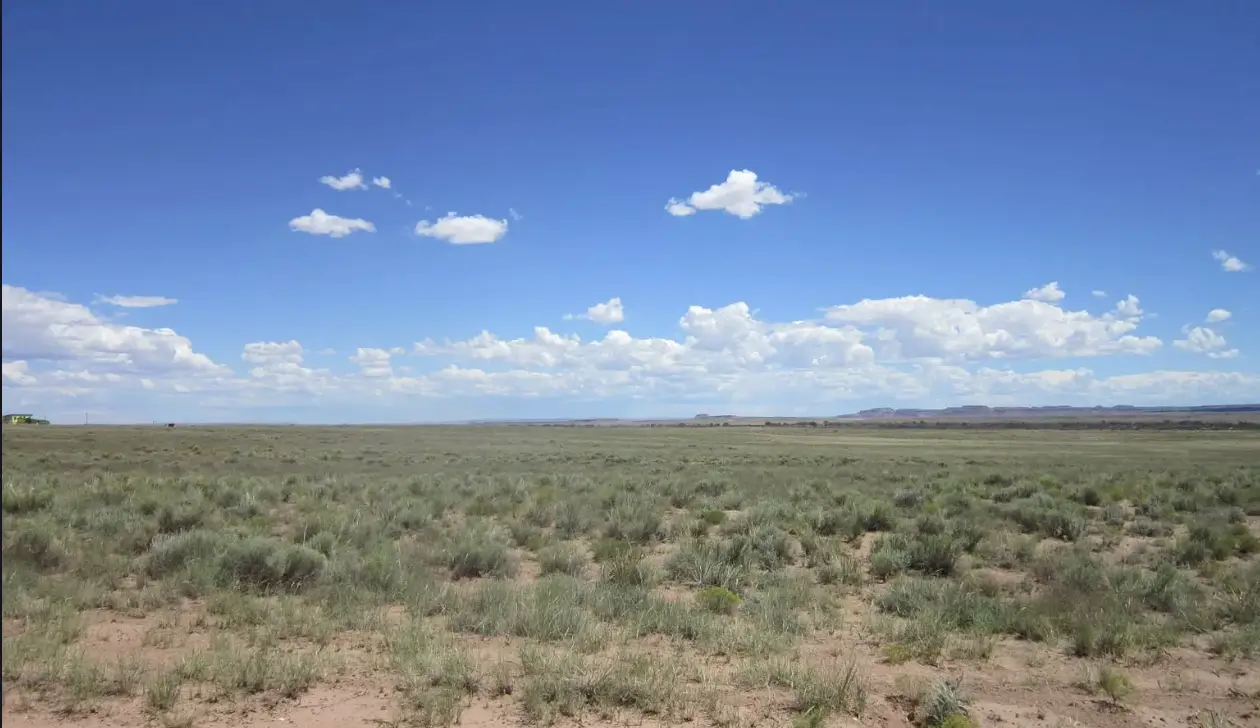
[289,209,376,238]
[665,199,696,217]
[237,340,339,395]
[408,297,1255,409]
[1023,282,1065,303]
[1114,295,1143,319]
[242,340,304,365]
[2,360,37,386]
[415,213,508,244]
[565,297,625,324]
[371,176,391,189]
[2,284,223,375]
[823,293,1159,361]
[350,347,393,377]
[665,169,794,219]
[1173,327,1239,359]
[94,295,178,308]
[6,284,1256,420]
[417,302,881,377]
[319,169,367,191]
[1212,249,1251,272]
[1206,308,1232,323]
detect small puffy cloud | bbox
[565,297,625,324]
[665,199,696,217]
[350,347,393,377]
[1114,295,1143,319]
[242,340,304,365]
[1022,282,1065,303]
[319,169,367,191]
[1212,249,1251,272]
[94,295,178,308]
[665,169,794,219]
[371,176,391,189]
[289,209,376,238]
[1091,290,1107,298]
[415,212,508,245]
[1174,326,1238,359]
[1206,308,1232,323]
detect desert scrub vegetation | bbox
[2,424,1258,725]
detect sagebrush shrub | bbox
[909,534,962,576]
[147,529,224,578]
[539,544,587,577]
[600,549,656,586]
[447,531,518,580]
[3,526,65,571]
[217,538,326,591]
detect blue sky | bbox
[2,1,1257,423]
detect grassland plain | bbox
[2,425,1258,728]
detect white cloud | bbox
[350,347,393,378]
[94,295,178,308]
[319,169,367,191]
[2,284,224,376]
[242,340,304,365]
[2,360,36,386]
[7,284,1255,421]
[1114,295,1143,319]
[823,293,1159,361]
[1022,281,1065,303]
[289,209,376,238]
[416,302,881,379]
[665,199,696,217]
[665,169,794,219]
[1173,326,1239,359]
[1206,308,1232,323]
[508,208,523,221]
[565,297,625,324]
[240,341,336,395]
[1212,249,1251,272]
[371,176,391,189]
[1092,290,1107,298]
[415,213,508,244]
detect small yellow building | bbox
[2,414,49,425]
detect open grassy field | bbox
[3,425,1258,728]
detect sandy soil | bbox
[4,598,1257,728]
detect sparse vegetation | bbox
[696,585,742,614]
[916,678,971,726]
[2,423,1256,725]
